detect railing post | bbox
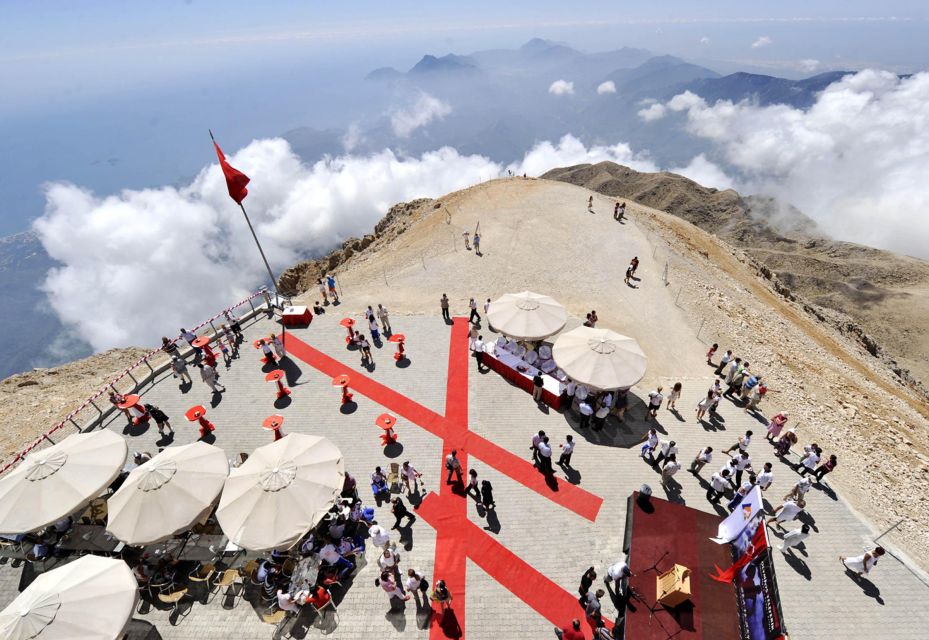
[90,399,103,418]
[209,320,218,335]
[68,417,81,432]
[248,298,256,314]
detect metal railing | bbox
[0,289,275,475]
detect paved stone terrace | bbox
[1,309,928,640]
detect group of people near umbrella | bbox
[0,429,363,637]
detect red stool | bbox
[265,369,291,399]
[262,414,286,441]
[339,318,355,345]
[389,334,406,361]
[332,374,353,405]
[376,413,399,446]
[185,405,215,439]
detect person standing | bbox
[578,400,593,429]
[604,559,633,595]
[480,480,495,510]
[530,430,545,464]
[559,377,575,412]
[472,335,486,372]
[367,313,380,342]
[554,619,585,640]
[779,524,811,553]
[645,387,663,419]
[734,451,753,486]
[260,339,277,366]
[613,201,620,220]
[439,294,450,322]
[405,568,430,608]
[198,362,225,393]
[618,202,626,220]
[558,435,575,467]
[462,231,471,250]
[696,390,713,421]
[180,328,201,358]
[797,446,822,476]
[766,411,789,442]
[706,343,718,365]
[532,372,544,403]
[653,439,678,468]
[814,454,838,481]
[661,454,681,487]
[584,589,605,624]
[469,297,481,324]
[473,232,481,255]
[359,334,373,364]
[445,450,463,484]
[587,196,594,211]
[690,446,713,474]
[270,333,285,360]
[756,462,775,491]
[391,497,416,529]
[432,579,453,613]
[537,437,554,475]
[841,547,885,576]
[326,273,339,303]
[707,469,731,504]
[161,337,180,360]
[745,381,767,413]
[377,304,391,333]
[379,571,411,603]
[317,278,328,304]
[714,350,733,376]
[667,382,682,411]
[171,356,191,386]
[578,567,597,606]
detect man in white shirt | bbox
[654,440,678,467]
[725,430,753,455]
[592,405,609,431]
[558,435,575,467]
[640,429,659,461]
[707,470,731,504]
[369,524,390,549]
[472,336,486,372]
[604,560,633,596]
[714,350,733,375]
[660,455,682,487]
[530,430,545,463]
[690,447,713,475]
[645,387,664,419]
[578,401,594,429]
[785,477,813,502]
[797,446,821,477]
[445,450,463,484]
[767,498,804,528]
[537,437,554,475]
[756,462,775,491]
[734,452,753,485]
[575,384,589,404]
[277,589,301,613]
[778,524,811,553]
[400,461,422,495]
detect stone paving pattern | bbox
[2,309,928,639]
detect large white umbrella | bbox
[553,326,647,390]
[0,555,136,640]
[486,291,567,341]
[216,434,344,551]
[0,430,127,535]
[106,441,229,545]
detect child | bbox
[217,337,232,366]
[706,343,718,365]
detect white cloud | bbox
[548,80,575,96]
[751,36,773,49]
[341,123,363,152]
[654,70,929,258]
[798,59,821,73]
[507,135,658,177]
[638,103,668,122]
[389,93,451,137]
[699,36,711,45]
[669,154,735,191]
[597,81,616,95]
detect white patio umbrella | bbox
[0,554,136,640]
[486,291,567,341]
[106,441,229,545]
[552,326,647,390]
[216,434,344,551]
[0,430,127,535]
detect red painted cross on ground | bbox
[285,318,607,638]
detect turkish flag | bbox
[213,140,250,204]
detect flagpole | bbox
[238,202,278,296]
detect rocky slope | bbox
[543,162,929,396]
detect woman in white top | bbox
[667,382,682,411]
[841,547,885,576]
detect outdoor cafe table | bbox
[480,344,563,409]
[143,533,228,562]
[290,555,320,594]
[56,525,122,554]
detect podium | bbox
[656,564,691,607]
[282,305,312,327]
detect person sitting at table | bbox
[257,559,279,584]
[305,585,332,609]
[338,536,365,559]
[132,563,151,584]
[276,589,301,613]
[319,540,354,579]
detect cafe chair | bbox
[311,589,338,629]
[387,463,401,493]
[211,567,245,608]
[187,563,216,603]
[157,582,191,623]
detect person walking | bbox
[690,446,713,474]
[171,356,191,386]
[378,571,411,603]
[469,297,481,324]
[537,437,554,475]
[696,390,714,421]
[645,387,663,419]
[532,372,545,403]
[653,440,678,468]
[785,476,813,503]
[587,196,594,212]
[260,339,277,366]
[317,278,328,304]
[405,568,430,608]
[180,328,201,358]
[558,435,575,467]
[584,589,605,625]
[841,547,885,576]
[480,480,495,510]
[779,524,811,553]
[767,498,805,529]
[198,362,225,393]
[630,256,639,275]
[440,294,451,322]
[797,446,821,476]
[391,497,416,529]
[624,263,634,286]
[814,454,838,481]
[604,559,633,595]
[577,567,597,606]
[766,411,789,442]
[432,579,453,613]
[530,430,545,464]
[359,334,373,364]
[617,201,626,221]
[734,451,753,485]
[161,336,180,360]
[221,324,238,355]
[401,461,422,495]
[473,232,481,255]
[466,469,480,500]
[367,313,380,342]
[707,469,731,504]
[714,350,733,376]
[472,334,486,372]
[145,404,173,437]
[270,333,285,360]
[667,382,682,411]
[377,304,392,333]
[462,231,471,250]
[445,450,463,484]
[725,430,753,455]
[217,337,232,366]
[640,429,659,461]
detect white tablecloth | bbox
[482,344,562,395]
